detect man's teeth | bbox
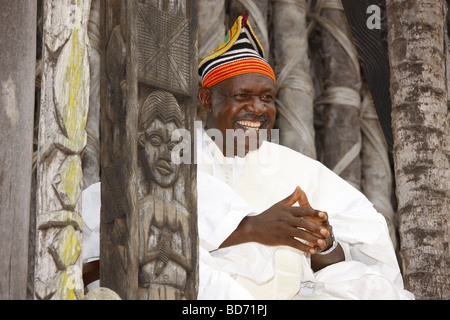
[237,120,261,130]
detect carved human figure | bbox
[137,90,192,299]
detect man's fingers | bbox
[288,205,323,218]
[286,236,319,254]
[293,227,327,248]
[295,216,330,238]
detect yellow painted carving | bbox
[55,0,86,300]
[56,265,83,300]
[61,5,88,152]
[57,155,83,208]
[54,226,81,268]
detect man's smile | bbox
[234,112,269,132]
[236,120,264,131]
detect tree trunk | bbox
[387,0,450,299]
[313,1,363,190]
[360,86,397,250]
[0,0,37,300]
[34,0,91,300]
[272,0,316,159]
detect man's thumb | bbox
[298,189,312,209]
[279,186,302,206]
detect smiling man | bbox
[196,13,413,300]
[198,13,277,158]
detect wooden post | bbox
[0,0,37,300]
[100,0,198,300]
[34,0,91,300]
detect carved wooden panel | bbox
[136,3,192,95]
[34,0,91,300]
[100,0,198,300]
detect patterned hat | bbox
[198,13,276,88]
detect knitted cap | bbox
[198,13,276,88]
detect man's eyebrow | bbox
[232,87,275,94]
[260,88,275,94]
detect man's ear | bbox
[198,87,212,113]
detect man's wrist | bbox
[316,232,338,255]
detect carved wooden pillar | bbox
[34,0,91,299]
[100,0,198,300]
[0,0,37,300]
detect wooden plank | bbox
[0,0,37,300]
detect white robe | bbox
[196,130,414,300]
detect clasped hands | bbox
[220,186,334,255]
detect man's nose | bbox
[245,96,266,115]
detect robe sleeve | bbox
[197,246,255,300]
[197,171,260,252]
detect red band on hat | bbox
[202,58,276,88]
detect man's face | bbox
[201,73,277,156]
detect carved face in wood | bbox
[139,90,183,188]
[199,73,277,156]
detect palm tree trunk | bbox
[387,0,450,300]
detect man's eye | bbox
[233,93,249,101]
[261,95,273,102]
